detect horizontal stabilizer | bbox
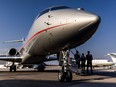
[0,56,22,62]
[3,38,25,43]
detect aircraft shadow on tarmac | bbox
[0,69,116,87]
[0,79,116,87]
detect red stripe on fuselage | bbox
[22,23,69,49]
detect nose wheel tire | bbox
[58,70,72,82]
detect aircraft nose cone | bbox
[80,13,101,25]
[86,14,101,30]
[77,12,101,32]
[89,14,101,24]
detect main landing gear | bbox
[58,49,72,82]
[10,62,17,72]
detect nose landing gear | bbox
[58,49,72,82]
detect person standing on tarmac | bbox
[80,53,86,73]
[86,51,93,74]
[74,51,81,68]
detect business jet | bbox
[69,55,114,68]
[85,54,116,68]
[0,6,101,82]
[92,59,115,68]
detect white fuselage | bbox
[91,60,114,67]
[19,6,100,64]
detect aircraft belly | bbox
[22,53,45,64]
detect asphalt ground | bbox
[0,66,115,87]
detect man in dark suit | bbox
[86,51,93,74]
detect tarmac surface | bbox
[0,66,116,87]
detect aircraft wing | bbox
[0,56,22,62]
[3,38,25,43]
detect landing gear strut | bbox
[10,62,17,72]
[58,49,72,82]
[37,63,45,72]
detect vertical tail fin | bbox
[107,53,116,63]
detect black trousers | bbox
[87,62,93,74]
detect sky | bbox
[0,0,116,60]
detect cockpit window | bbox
[51,6,70,11]
[39,8,49,17]
[37,6,70,18]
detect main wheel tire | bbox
[58,70,65,82]
[37,64,45,72]
[10,65,17,72]
[10,66,12,72]
[14,65,16,72]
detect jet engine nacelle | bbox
[8,48,18,56]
